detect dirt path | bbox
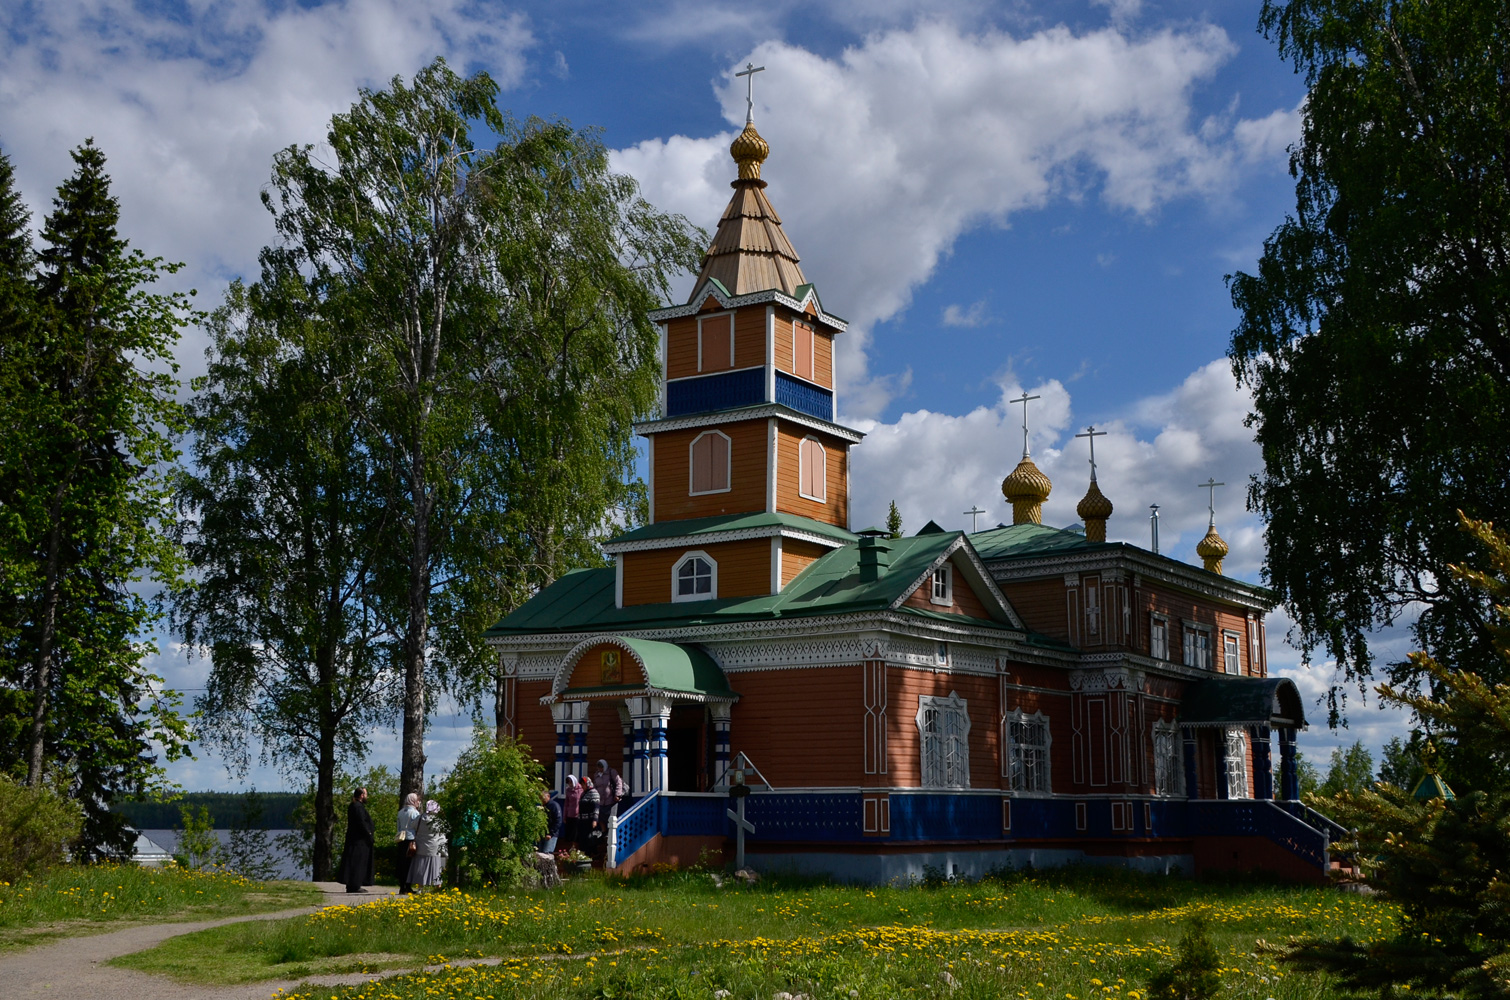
[0,883,411,1000]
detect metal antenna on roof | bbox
[1149,504,1160,554]
[964,505,985,532]
[735,62,766,124]
[1009,391,1041,459]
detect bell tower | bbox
[603,102,863,608]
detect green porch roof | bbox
[597,638,734,699]
[1179,676,1307,728]
[606,511,856,548]
[487,529,1021,638]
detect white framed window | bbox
[792,320,814,380]
[1005,709,1051,794]
[930,564,953,606]
[689,430,731,495]
[1249,616,1262,675]
[798,436,826,502]
[1222,632,1241,675]
[1153,722,1183,796]
[1085,580,1100,635]
[916,692,970,789]
[698,312,734,372]
[1224,727,1250,799]
[934,641,949,666]
[1182,624,1212,670]
[672,551,717,603]
[1150,615,1169,660]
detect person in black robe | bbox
[337,788,375,893]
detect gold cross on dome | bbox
[735,62,766,124]
[1010,391,1041,459]
[1075,425,1107,482]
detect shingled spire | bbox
[689,116,809,301]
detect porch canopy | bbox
[1179,676,1306,729]
[550,635,736,703]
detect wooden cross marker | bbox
[1010,391,1041,459]
[1075,425,1107,482]
[736,62,766,124]
[963,505,986,532]
[1197,478,1226,527]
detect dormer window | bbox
[931,564,953,606]
[673,552,717,602]
[689,431,731,495]
[798,436,826,502]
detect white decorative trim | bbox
[614,555,623,610]
[764,305,776,403]
[771,536,783,594]
[635,404,864,444]
[671,550,717,603]
[1069,667,1145,693]
[1004,708,1052,795]
[917,692,971,789]
[765,418,777,512]
[688,430,732,496]
[888,534,1024,629]
[646,435,655,522]
[601,523,851,555]
[649,282,848,333]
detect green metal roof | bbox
[610,638,734,698]
[606,511,856,548]
[1411,773,1456,801]
[1179,676,1307,728]
[486,530,1023,638]
[969,522,1103,559]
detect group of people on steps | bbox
[337,759,629,893]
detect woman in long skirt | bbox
[407,800,447,890]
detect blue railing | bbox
[775,372,834,421]
[666,369,764,417]
[609,791,660,867]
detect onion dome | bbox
[1076,481,1114,543]
[730,122,770,181]
[1002,457,1053,525]
[1196,525,1229,574]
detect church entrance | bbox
[666,704,706,791]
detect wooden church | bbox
[486,110,1341,883]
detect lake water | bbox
[140,829,306,880]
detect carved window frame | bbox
[916,692,971,789]
[1004,708,1052,796]
[672,550,718,603]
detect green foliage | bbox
[886,500,903,539]
[436,730,547,888]
[1377,735,1423,790]
[1147,918,1222,1000]
[173,805,221,870]
[281,765,400,881]
[260,58,703,797]
[1228,0,1510,727]
[223,789,281,881]
[1319,741,1375,798]
[0,138,194,860]
[1285,515,1510,998]
[0,773,83,883]
[170,274,391,879]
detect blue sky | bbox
[0,0,1412,792]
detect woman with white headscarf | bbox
[396,792,421,894]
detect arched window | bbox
[672,551,717,602]
[689,431,731,495]
[798,436,826,502]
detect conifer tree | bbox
[0,140,193,858]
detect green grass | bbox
[113,868,1398,998]
[0,863,321,951]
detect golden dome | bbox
[1076,481,1113,542]
[1196,525,1229,574]
[1002,457,1052,525]
[730,122,770,181]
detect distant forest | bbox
[113,792,301,829]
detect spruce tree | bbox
[0,139,193,858]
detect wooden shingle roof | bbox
[690,173,808,300]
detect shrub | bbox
[436,729,547,888]
[0,773,84,882]
[1146,917,1220,1000]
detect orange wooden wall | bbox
[729,666,865,786]
[774,424,848,526]
[621,537,773,606]
[780,539,830,587]
[652,420,766,521]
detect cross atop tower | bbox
[1010,391,1041,459]
[1197,477,1226,527]
[1075,425,1107,482]
[736,62,766,124]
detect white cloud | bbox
[1234,101,1302,166]
[941,299,990,328]
[0,0,536,379]
[615,21,1294,417]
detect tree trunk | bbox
[494,664,507,745]
[313,730,336,881]
[26,493,64,787]
[399,444,429,801]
